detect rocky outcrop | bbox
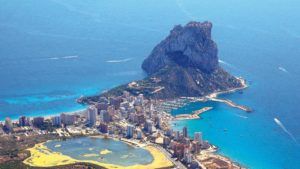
[78,21,243,103]
[142,21,218,75]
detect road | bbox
[152,144,187,169]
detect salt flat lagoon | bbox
[23,137,159,168]
[1,0,300,168]
[45,137,153,166]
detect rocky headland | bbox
[78,21,243,103]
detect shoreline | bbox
[8,77,248,169]
[196,145,245,169]
[170,77,248,168]
[2,77,247,123]
[209,77,248,98]
[1,108,87,123]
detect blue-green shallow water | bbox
[1,0,300,168]
[45,137,153,166]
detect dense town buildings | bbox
[1,91,237,169]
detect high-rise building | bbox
[87,106,97,126]
[194,132,203,143]
[60,113,76,125]
[183,126,188,138]
[144,120,153,134]
[96,103,108,113]
[163,137,171,146]
[4,117,13,132]
[33,117,44,128]
[129,113,137,123]
[99,123,108,133]
[150,103,154,113]
[51,116,61,126]
[136,128,143,139]
[184,148,193,164]
[100,110,110,123]
[155,115,162,129]
[19,116,28,127]
[126,124,134,138]
[192,141,201,154]
[137,114,145,124]
[175,130,180,140]
[109,97,122,109]
[173,142,185,159]
[165,128,173,137]
[134,94,144,106]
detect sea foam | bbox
[274,118,298,143]
[106,58,132,63]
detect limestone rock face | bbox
[142,21,218,75]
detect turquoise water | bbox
[171,92,300,169]
[1,0,300,168]
[45,137,153,166]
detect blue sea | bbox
[0,0,300,168]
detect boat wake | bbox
[106,58,132,63]
[278,66,289,73]
[235,114,248,119]
[48,57,60,60]
[46,55,79,60]
[219,59,232,66]
[62,55,79,59]
[218,59,237,69]
[274,118,298,144]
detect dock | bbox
[156,98,190,112]
[207,97,252,112]
[175,107,213,120]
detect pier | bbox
[175,107,213,120]
[207,97,252,112]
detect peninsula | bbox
[79,21,243,102]
[0,21,247,169]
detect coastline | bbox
[208,77,248,98]
[1,108,87,123]
[169,77,248,168]
[196,145,245,169]
[18,77,248,169]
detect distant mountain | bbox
[79,21,242,102]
